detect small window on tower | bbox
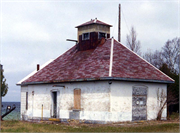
[98,32,107,39]
[82,33,90,40]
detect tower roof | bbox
[75,18,112,28]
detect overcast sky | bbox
[0,0,179,102]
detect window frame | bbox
[82,33,90,40]
[98,32,107,39]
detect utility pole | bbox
[0,64,2,130]
[118,4,121,42]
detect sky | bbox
[0,0,179,102]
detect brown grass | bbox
[1,119,179,132]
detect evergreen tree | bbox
[1,67,8,97]
[159,63,179,115]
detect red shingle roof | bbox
[22,38,174,85]
[75,18,112,28]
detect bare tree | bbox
[156,88,179,120]
[143,50,164,69]
[156,88,166,120]
[143,49,153,64]
[126,26,141,55]
[162,37,180,73]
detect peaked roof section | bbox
[75,18,112,28]
[112,39,174,82]
[21,38,174,85]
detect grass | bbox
[1,120,179,132]
[169,112,179,120]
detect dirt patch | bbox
[27,119,180,128]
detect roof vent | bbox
[94,18,97,23]
[37,64,40,71]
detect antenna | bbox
[118,4,121,42]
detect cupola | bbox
[75,18,112,51]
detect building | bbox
[17,18,174,123]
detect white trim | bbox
[50,89,60,92]
[17,59,54,85]
[115,38,174,82]
[109,37,114,77]
[94,18,97,23]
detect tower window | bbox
[82,33,90,40]
[98,32,107,39]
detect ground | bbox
[1,118,179,132]
[1,112,179,132]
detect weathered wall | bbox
[110,81,132,121]
[77,24,110,41]
[20,81,110,120]
[110,81,167,121]
[146,83,167,120]
[21,86,28,119]
[20,81,167,122]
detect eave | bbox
[18,77,174,86]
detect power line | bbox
[121,6,130,34]
[112,8,118,38]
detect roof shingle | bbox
[22,38,174,85]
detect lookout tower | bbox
[75,18,112,51]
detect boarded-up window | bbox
[74,89,81,110]
[132,86,147,121]
[26,92,28,110]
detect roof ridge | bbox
[109,37,114,77]
[113,38,174,82]
[75,18,112,28]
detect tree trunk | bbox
[157,99,167,120]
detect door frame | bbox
[50,89,60,118]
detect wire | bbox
[121,6,130,34]
[112,10,118,38]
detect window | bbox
[74,89,81,110]
[26,92,28,110]
[98,32,107,39]
[82,33,90,40]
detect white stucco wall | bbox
[146,83,167,120]
[110,81,167,121]
[21,86,28,119]
[20,81,167,122]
